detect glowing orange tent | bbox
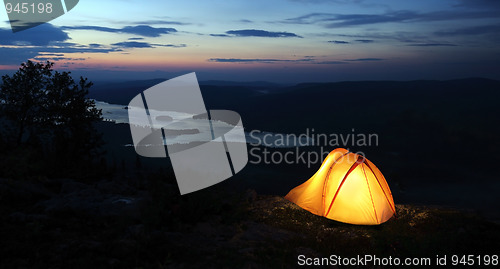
[285,148,395,225]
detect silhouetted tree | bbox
[0,61,103,166]
[0,61,52,145]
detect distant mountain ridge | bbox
[88,78,285,105]
[200,80,285,88]
[89,77,499,106]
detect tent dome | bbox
[285,148,395,225]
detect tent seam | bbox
[322,151,350,214]
[362,164,378,224]
[365,161,396,215]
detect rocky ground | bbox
[1,175,499,268]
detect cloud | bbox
[332,32,427,43]
[356,39,374,43]
[61,25,177,37]
[282,12,409,26]
[0,46,115,65]
[328,40,349,44]
[33,56,87,62]
[0,23,184,65]
[407,43,458,47]
[133,20,190,25]
[0,42,120,65]
[344,58,384,62]
[208,58,313,63]
[288,0,364,3]
[36,53,65,57]
[210,34,230,37]
[224,29,302,38]
[159,44,187,48]
[128,37,144,40]
[287,0,387,9]
[0,47,40,65]
[40,45,120,54]
[316,61,349,64]
[112,41,153,48]
[455,0,500,9]
[0,23,120,62]
[112,41,187,49]
[0,24,69,46]
[435,24,500,36]
[282,10,499,28]
[208,57,384,64]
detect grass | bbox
[1,174,498,268]
[249,196,500,265]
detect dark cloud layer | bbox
[316,61,349,64]
[208,58,312,63]
[208,57,383,64]
[289,0,365,4]
[0,23,122,65]
[224,29,302,38]
[407,43,457,47]
[112,41,154,48]
[0,45,120,65]
[455,0,500,9]
[0,23,187,65]
[435,24,500,36]
[328,40,349,44]
[0,47,40,65]
[343,58,384,62]
[210,34,230,37]
[333,32,440,44]
[133,20,190,25]
[283,10,499,28]
[0,23,69,46]
[61,25,177,37]
[356,39,374,43]
[112,41,187,49]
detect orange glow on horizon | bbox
[36,50,315,73]
[0,65,18,70]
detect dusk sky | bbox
[1,0,499,83]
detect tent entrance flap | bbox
[325,155,365,217]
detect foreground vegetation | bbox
[1,172,498,268]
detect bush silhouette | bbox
[0,61,103,177]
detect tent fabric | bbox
[285,148,395,225]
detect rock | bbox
[238,247,255,254]
[243,261,269,269]
[96,179,135,195]
[245,189,257,203]
[235,221,295,243]
[60,180,90,194]
[99,196,145,218]
[37,179,148,219]
[194,222,216,237]
[0,177,54,204]
[295,246,321,258]
[126,224,146,239]
[9,212,48,222]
